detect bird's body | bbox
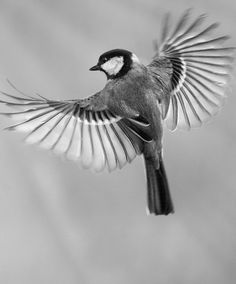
[91,57,169,158]
[101,62,173,214]
[0,10,234,215]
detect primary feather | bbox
[0,82,151,172]
[149,9,234,131]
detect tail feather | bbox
[144,157,174,215]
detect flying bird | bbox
[0,10,234,215]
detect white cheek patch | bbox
[101,56,124,76]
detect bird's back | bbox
[105,63,165,121]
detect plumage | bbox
[0,10,234,215]
[149,10,234,131]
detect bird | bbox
[0,10,234,215]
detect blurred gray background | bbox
[0,0,235,283]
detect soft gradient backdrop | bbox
[0,1,235,284]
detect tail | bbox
[144,156,174,215]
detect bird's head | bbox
[89,49,140,80]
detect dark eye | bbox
[103,57,107,63]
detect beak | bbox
[89,64,101,71]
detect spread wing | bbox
[0,81,152,172]
[148,9,234,131]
